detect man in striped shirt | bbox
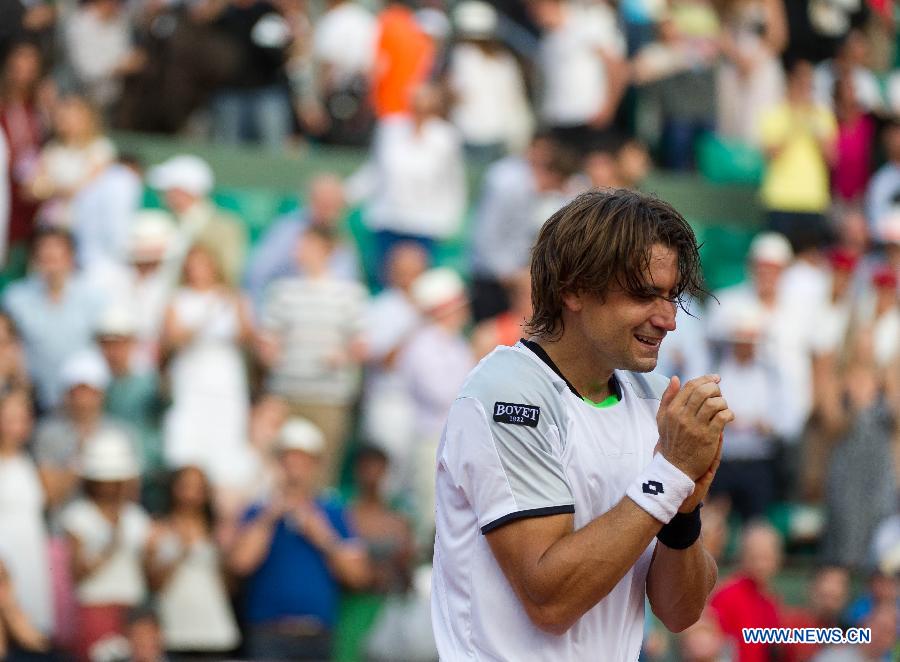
[260,226,368,487]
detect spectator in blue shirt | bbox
[227,417,371,661]
[3,227,105,410]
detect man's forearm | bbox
[646,540,717,632]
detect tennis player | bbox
[432,189,735,660]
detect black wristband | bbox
[656,505,702,550]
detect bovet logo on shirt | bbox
[493,402,540,427]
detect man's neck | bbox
[530,335,616,402]
[43,276,67,299]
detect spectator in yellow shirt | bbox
[759,59,837,255]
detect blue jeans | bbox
[244,625,332,661]
[662,118,713,171]
[212,84,293,149]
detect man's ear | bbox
[561,289,583,313]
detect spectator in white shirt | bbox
[313,0,377,89]
[27,97,116,229]
[360,242,427,471]
[65,0,145,114]
[347,82,466,272]
[866,120,900,233]
[0,389,53,640]
[708,302,790,522]
[708,232,811,441]
[446,1,533,160]
[814,29,884,114]
[60,428,150,661]
[145,466,240,656]
[118,210,178,372]
[397,267,474,542]
[529,0,627,153]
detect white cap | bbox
[276,418,325,455]
[749,232,793,266]
[721,302,766,343]
[60,349,111,392]
[129,210,176,262]
[416,8,451,39]
[79,428,140,481]
[95,304,137,338]
[453,1,497,39]
[876,209,900,245]
[147,155,214,196]
[411,267,467,313]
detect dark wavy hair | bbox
[164,465,216,531]
[525,188,705,340]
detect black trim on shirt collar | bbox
[520,338,622,401]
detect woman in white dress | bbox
[161,244,255,492]
[145,466,240,657]
[0,389,54,640]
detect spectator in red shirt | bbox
[710,522,784,662]
[782,566,851,662]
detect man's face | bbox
[98,337,133,372]
[309,179,345,227]
[34,236,74,282]
[741,528,782,585]
[752,261,784,299]
[280,448,321,490]
[164,188,198,215]
[788,61,814,101]
[528,0,564,30]
[566,243,678,374]
[66,384,104,416]
[811,568,849,622]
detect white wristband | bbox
[625,454,695,524]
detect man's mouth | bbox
[634,334,663,347]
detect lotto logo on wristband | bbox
[642,480,664,495]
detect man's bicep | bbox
[485,512,574,603]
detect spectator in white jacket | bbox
[446,1,533,160]
[347,83,466,275]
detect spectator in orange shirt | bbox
[371,1,435,118]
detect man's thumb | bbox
[659,375,680,414]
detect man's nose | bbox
[650,299,677,332]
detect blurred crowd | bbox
[1,0,900,660]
